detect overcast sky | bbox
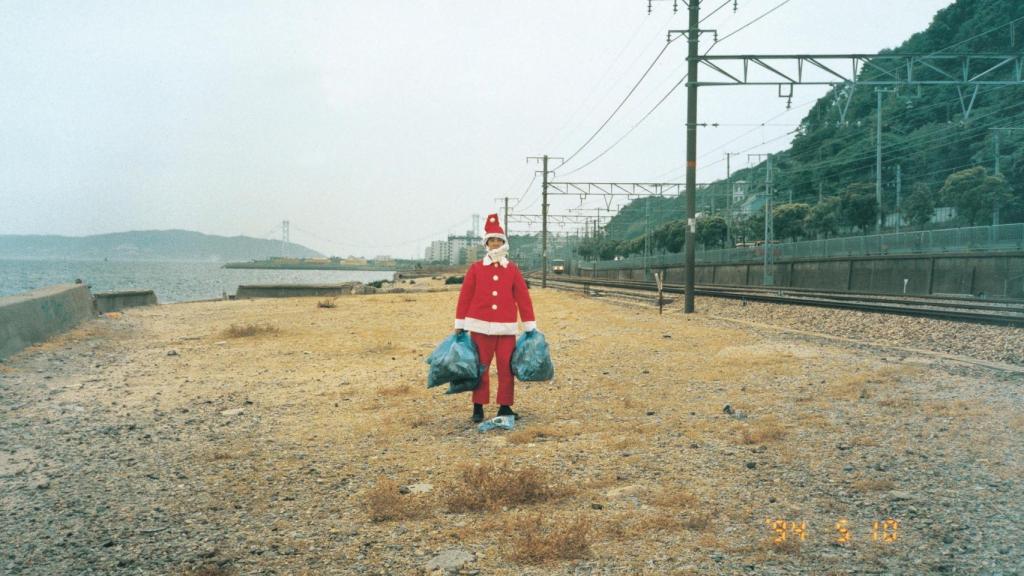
[0,0,955,257]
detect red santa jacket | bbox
[454,255,536,335]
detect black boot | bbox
[497,405,519,419]
[472,403,484,423]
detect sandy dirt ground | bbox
[1,284,1021,575]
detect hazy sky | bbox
[0,0,954,257]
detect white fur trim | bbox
[454,318,466,329]
[482,232,508,245]
[462,317,519,336]
[482,255,509,268]
[521,321,537,332]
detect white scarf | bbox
[485,244,509,265]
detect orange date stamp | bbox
[766,518,900,545]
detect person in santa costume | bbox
[454,213,537,423]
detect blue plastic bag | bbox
[445,365,483,395]
[426,332,481,391]
[511,330,554,382]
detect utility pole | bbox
[876,88,898,233]
[725,152,740,180]
[644,198,651,281]
[682,0,700,313]
[990,127,1024,226]
[527,155,563,288]
[764,156,773,286]
[495,196,513,236]
[895,165,902,234]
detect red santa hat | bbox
[482,213,507,245]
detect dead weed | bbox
[363,476,430,522]
[505,512,591,564]
[444,462,562,512]
[223,323,279,338]
[737,416,787,445]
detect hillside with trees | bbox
[576,0,1024,260]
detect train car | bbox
[551,259,565,274]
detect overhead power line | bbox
[556,35,682,172]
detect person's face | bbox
[486,237,505,250]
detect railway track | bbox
[530,274,1024,327]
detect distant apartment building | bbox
[426,240,450,263]
[463,244,484,263]
[447,234,480,266]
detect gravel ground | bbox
[1,288,1021,575]
[689,296,1024,367]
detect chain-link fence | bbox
[589,223,1024,270]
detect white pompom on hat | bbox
[482,213,508,245]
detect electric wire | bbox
[555,35,682,171]
[561,74,690,177]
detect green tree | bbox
[772,203,811,241]
[696,216,728,248]
[804,197,841,238]
[903,182,935,226]
[652,220,686,253]
[840,182,878,232]
[597,238,621,260]
[939,166,1013,226]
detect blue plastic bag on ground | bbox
[426,332,481,390]
[511,330,554,382]
[477,415,515,432]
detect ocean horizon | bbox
[0,259,396,303]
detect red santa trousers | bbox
[470,332,516,406]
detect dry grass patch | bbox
[923,399,988,417]
[505,512,591,564]
[736,416,787,445]
[830,366,920,401]
[444,462,561,512]
[223,323,279,338]
[877,397,915,409]
[696,347,799,382]
[365,340,400,354]
[851,434,880,448]
[316,298,337,308]
[647,486,699,509]
[363,476,430,522]
[506,425,563,444]
[379,383,413,397]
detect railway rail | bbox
[530,274,1024,328]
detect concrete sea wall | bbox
[94,290,158,313]
[0,284,96,361]
[235,283,360,299]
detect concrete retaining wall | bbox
[235,283,359,299]
[0,284,96,361]
[580,251,1024,299]
[94,290,158,313]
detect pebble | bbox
[220,408,244,417]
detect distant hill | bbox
[0,230,323,262]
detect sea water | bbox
[0,260,397,303]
